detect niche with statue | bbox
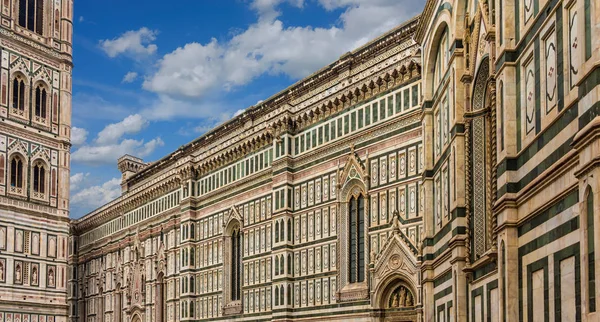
[388,285,414,308]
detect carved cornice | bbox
[73,175,182,233]
[123,19,420,190]
[415,0,438,44]
[0,26,72,67]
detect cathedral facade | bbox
[0,0,74,322]
[17,0,599,321]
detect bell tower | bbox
[0,0,73,321]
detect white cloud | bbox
[96,114,148,145]
[71,127,88,146]
[99,27,158,58]
[70,172,90,192]
[143,0,423,99]
[140,95,235,121]
[72,138,164,165]
[71,177,122,209]
[251,0,305,21]
[233,109,245,117]
[122,71,138,83]
[78,16,84,23]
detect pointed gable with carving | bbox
[371,228,420,309]
[338,144,369,190]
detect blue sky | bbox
[69,0,426,218]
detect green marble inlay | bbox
[434,270,452,288]
[487,280,499,322]
[518,188,579,237]
[434,286,453,301]
[554,243,582,321]
[526,257,549,322]
[471,286,484,322]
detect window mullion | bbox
[354,198,358,283]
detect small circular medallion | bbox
[389,254,402,270]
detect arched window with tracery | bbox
[279,219,284,242]
[155,275,164,322]
[280,255,285,275]
[32,162,45,194]
[34,84,48,119]
[18,0,44,35]
[349,194,365,283]
[433,28,449,91]
[230,226,241,301]
[275,221,280,243]
[280,285,284,305]
[10,155,24,189]
[12,76,25,112]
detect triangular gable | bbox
[339,144,367,187]
[7,138,28,156]
[373,229,418,283]
[224,205,244,229]
[31,148,51,162]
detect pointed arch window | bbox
[10,155,24,188]
[34,84,47,119]
[230,226,241,301]
[279,255,284,275]
[349,194,365,283]
[32,162,45,193]
[433,29,448,90]
[287,219,292,242]
[279,219,284,242]
[12,77,25,111]
[18,0,44,35]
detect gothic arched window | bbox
[274,256,279,276]
[18,0,44,35]
[275,221,280,243]
[32,162,45,193]
[230,226,241,301]
[34,84,47,119]
[279,219,284,242]
[280,285,284,305]
[279,255,284,275]
[287,219,292,242]
[275,286,279,306]
[287,253,292,275]
[10,155,24,188]
[433,28,449,91]
[349,194,365,283]
[12,77,25,111]
[190,276,195,293]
